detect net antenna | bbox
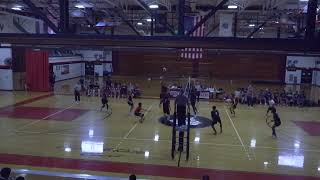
[183,76,192,98]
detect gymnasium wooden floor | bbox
[0,77,320,180]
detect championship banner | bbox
[219,13,233,37]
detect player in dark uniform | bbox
[229,95,238,117]
[266,99,276,116]
[100,91,109,111]
[127,92,134,114]
[190,89,198,115]
[271,108,281,138]
[160,93,171,118]
[211,106,222,135]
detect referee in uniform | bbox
[174,90,190,151]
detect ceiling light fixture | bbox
[11,5,22,11]
[75,4,85,9]
[228,5,238,9]
[149,4,159,9]
[11,7,22,11]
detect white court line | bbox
[113,101,156,151]
[13,130,320,153]
[224,107,252,160]
[15,104,76,132]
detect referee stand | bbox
[171,109,191,162]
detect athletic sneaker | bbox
[272,134,277,138]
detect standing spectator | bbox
[106,77,112,88]
[0,167,11,180]
[247,84,254,108]
[128,83,133,93]
[115,83,120,99]
[74,81,81,103]
[79,76,85,91]
[49,72,56,90]
[129,175,136,180]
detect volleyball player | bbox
[211,106,222,135]
[229,95,238,117]
[271,108,281,138]
[160,93,171,119]
[134,102,146,123]
[190,89,198,115]
[100,91,109,111]
[74,81,81,103]
[266,99,276,116]
[127,92,134,114]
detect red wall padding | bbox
[26,49,50,92]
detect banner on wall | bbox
[285,56,320,84]
[61,65,70,75]
[219,13,233,37]
[0,48,12,65]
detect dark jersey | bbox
[273,112,281,126]
[128,95,133,102]
[128,95,133,105]
[190,92,197,104]
[232,98,238,107]
[211,110,221,121]
[163,97,170,106]
[267,106,276,114]
[162,97,170,114]
[101,93,108,104]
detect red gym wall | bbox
[25,49,50,92]
[113,50,286,82]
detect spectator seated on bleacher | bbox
[0,167,11,180]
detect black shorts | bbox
[212,118,221,125]
[128,101,133,106]
[163,106,170,114]
[135,112,143,117]
[233,105,237,109]
[274,121,281,127]
[101,99,108,104]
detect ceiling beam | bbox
[102,0,141,36]
[247,15,274,38]
[134,0,176,35]
[0,34,319,53]
[113,8,141,36]
[186,0,229,36]
[22,0,59,33]
[85,19,101,34]
[0,7,36,17]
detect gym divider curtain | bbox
[26,49,50,92]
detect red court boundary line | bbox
[12,93,54,107]
[0,153,319,180]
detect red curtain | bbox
[25,49,50,92]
